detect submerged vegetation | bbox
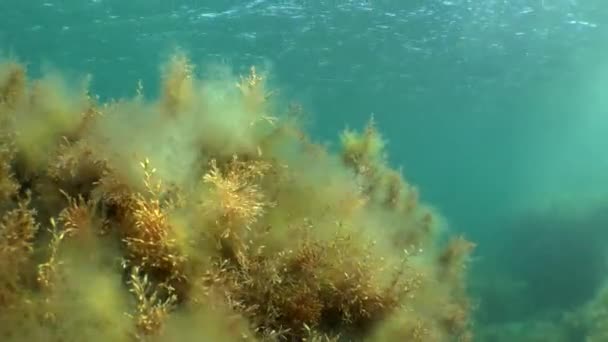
[0,53,473,341]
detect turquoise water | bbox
[2,0,608,339]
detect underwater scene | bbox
[0,0,607,341]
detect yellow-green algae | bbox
[0,53,474,342]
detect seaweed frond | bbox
[121,159,187,286]
[37,217,72,293]
[201,155,273,237]
[0,143,19,204]
[47,137,108,198]
[0,61,26,109]
[237,66,277,126]
[127,265,177,339]
[160,52,195,117]
[437,236,475,285]
[0,197,38,307]
[58,189,108,239]
[340,116,386,176]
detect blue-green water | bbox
[2,0,608,340]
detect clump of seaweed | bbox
[0,198,38,310]
[160,52,196,117]
[127,265,177,339]
[0,60,26,110]
[0,54,474,342]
